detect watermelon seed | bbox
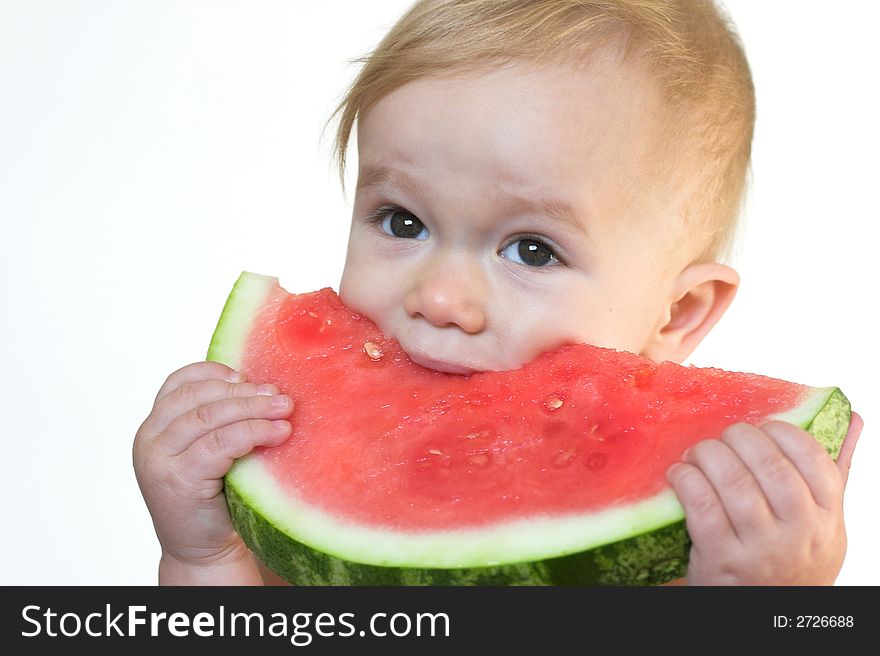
[468,453,491,468]
[545,396,564,411]
[551,448,576,468]
[363,341,384,361]
[308,311,319,318]
[421,448,451,468]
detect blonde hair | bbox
[330,0,755,264]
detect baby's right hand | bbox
[133,362,293,583]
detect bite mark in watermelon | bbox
[207,272,851,585]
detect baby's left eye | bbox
[499,238,561,267]
[377,208,429,240]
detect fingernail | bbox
[271,395,290,408]
[227,370,244,383]
[257,384,276,396]
[681,448,691,462]
[272,419,291,432]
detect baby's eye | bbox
[377,207,429,240]
[499,237,560,267]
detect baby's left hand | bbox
[666,412,862,585]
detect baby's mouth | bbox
[403,349,481,376]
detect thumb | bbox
[836,410,863,487]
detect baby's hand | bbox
[133,362,293,584]
[666,413,862,585]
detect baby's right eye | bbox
[375,207,429,240]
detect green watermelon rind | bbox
[207,271,277,370]
[226,452,691,569]
[225,478,692,585]
[774,387,850,460]
[209,271,851,585]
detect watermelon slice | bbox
[207,271,850,585]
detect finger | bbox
[721,422,815,523]
[155,361,245,405]
[177,418,293,481]
[666,460,739,552]
[760,420,842,510]
[158,392,293,455]
[836,411,863,488]
[682,436,777,540]
[146,379,282,436]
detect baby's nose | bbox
[404,259,487,334]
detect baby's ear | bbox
[641,262,739,363]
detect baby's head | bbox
[333,0,754,373]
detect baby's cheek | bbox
[339,276,404,347]
[577,301,657,355]
[501,323,585,368]
[339,263,378,317]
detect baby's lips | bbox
[405,350,480,375]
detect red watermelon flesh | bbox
[208,272,850,584]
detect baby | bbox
[133,0,861,585]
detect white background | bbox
[1,1,877,585]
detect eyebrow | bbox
[357,165,427,205]
[356,164,590,239]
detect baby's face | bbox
[339,59,689,374]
